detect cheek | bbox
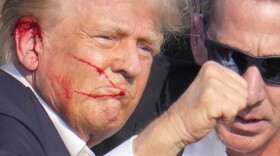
[58,76,73,100]
[45,70,75,113]
[70,56,113,90]
[268,92,280,106]
[136,62,151,93]
[265,87,280,118]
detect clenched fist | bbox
[133,61,248,156]
[171,61,248,145]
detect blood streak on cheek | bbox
[53,76,73,110]
[60,77,73,100]
[13,16,43,51]
[73,56,126,98]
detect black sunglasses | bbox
[203,20,280,84]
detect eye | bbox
[95,36,113,42]
[138,44,156,56]
[93,36,116,48]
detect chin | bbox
[102,113,127,132]
[215,126,269,153]
[89,119,124,147]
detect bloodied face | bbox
[26,0,163,146]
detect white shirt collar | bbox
[0,63,95,156]
[183,129,226,156]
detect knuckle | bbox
[201,62,223,80]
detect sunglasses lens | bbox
[208,41,248,74]
[231,52,248,74]
[205,39,280,83]
[262,59,280,83]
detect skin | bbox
[14,0,163,147]
[190,0,280,155]
[134,6,248,156]
[13,0,280,155]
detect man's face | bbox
[35,0,161,146]
[206,0,280,153]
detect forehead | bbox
[207,0,280,56]
[58,0,161,40]
[68,0,149,14]
[62,0,155,26]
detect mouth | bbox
[74,87,127,99]
[235,116,263,124]
[230,116,266,135]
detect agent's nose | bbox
[242,66,265,106]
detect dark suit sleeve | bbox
[0,114,44,156]
[0,150,19,156]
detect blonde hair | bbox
[0,0,184,64]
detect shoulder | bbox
[0,70,70,156]
[0,114,44,156]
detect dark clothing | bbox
[92,55,200,155]
[0,70,70,156]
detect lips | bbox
[230,116,266,135]
[74,86,128,99]
[236,116,263,124]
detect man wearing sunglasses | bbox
[183,0,280,155]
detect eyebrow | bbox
[208,39,247,53]
[207,39,280,57]
[139,33,164,51]
[94,24,164,48]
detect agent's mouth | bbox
[235,116,263,124]
[229,116,267,136]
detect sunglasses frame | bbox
[202,19,280,84]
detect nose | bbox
[111,41,142,78]
[242,66,265,107]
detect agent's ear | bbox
[190,13,208,65]
[14,16,43,71]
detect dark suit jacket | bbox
[92,55,200,155]
[0,69,70,156]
